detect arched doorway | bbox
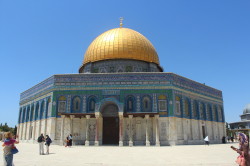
[101,104,119,145]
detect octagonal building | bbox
[17,24,225,146]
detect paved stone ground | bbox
[1,142,239,166]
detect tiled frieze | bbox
[136,95,140,112]
[20,73,222,104]
[153,94,157,112]
[82,96,87,113]
[67,95,71,113]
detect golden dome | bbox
[82,27,159,65]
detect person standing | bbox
[2,132,19,166]
[65,136,69,147]
[231,133,250,166]
[37,134,45,155]
[231,136,234,142]
[45,135,52,154]
[204,136,209,146]
[68,134,73,147]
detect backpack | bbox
[37,136,43,143]
[48,138,52,144]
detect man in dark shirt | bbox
[37,134,45,155]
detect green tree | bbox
[0,122,15,133]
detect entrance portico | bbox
[101,104,119,145]
[59,96,161,147]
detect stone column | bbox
[95,114,99,146]
[24,106,28,140]
[44,101,48,136]
[145,114,150,146]
[129,115,133,146]
[85,115,90,146]
[17,123,20,140]
[190,99,194,140]
[60,115,65,145]
[38,101,42,136]
[32,115,36,141]
[20,107,24,140]
[81,116,85,142]
[205,103,209,138]
[70,115,75,135]
[211,105,214,140]
[119,114,124,146]
[155,115,160,146]
[17,108,21,139]
[29,104,33,140]
[216,105,220,140]
[197,101,201,140]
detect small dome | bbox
[81,27,159,65]
[243,104,250,114]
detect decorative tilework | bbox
[136,95,141,112]
[153,94,157,112]
[67,95,71,113]
[82,96,86,113]
[19,73,224,123]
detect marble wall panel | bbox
[159,118,168,141]
[72,118,81,140]
[135,118,143,141]
[191,120,199,140]
[213,123,218,140]
[40,120,45,135]
[55,119,61,140]
[64,118,71,138]
[177,118,183,140]
[35,121,40,139]
[89,118,96,141]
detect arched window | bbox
[30,105,34,121]
[26,107,30,122]
[40,101,45,119]
[88,96,96,112]
[213,105,218,121]
[158,95,167,112]
[206,104,211,120]
[58,96,66,113]
[72,96,81,112]
[126,96,135,112]
[22,108,26,122]
[175,96,181,115]
[184,99,190,117]
[200,103,207,120]
[193,100,198,118]
[142,96,151,112]
[46,98,51,118]
[35,103,39,120]
[219,106,224,121]
[19,109,22,123]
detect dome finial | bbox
[120,17,123,27]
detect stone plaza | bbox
[1,142,239,166]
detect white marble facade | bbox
[17,116,225,146]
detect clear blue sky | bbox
[0,0,249,127]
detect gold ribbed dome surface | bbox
[83,27,159,65]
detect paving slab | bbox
[1,142,239,166]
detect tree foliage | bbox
[0,122,15,134]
